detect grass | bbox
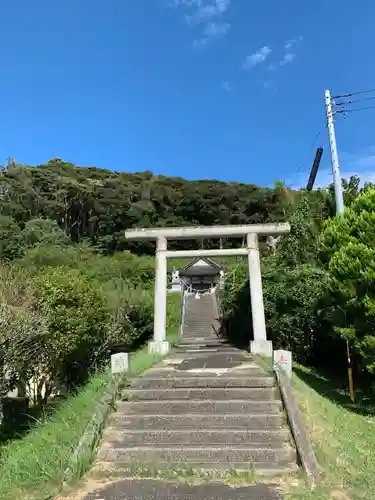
[0,325,180,500]
[283,365,375,500]
[0,370,110,500]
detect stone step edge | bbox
[104,427,290,435]
[119,399,282,404]
[130,388,276,392]
[95,461,299,475]
[101,445,295,451]
[134,375,273,381]
[112,412,283,418]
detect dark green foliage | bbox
[221,196,336,366]
[21,218,70,248]
[0,216,23,261]
[0,159,316,253]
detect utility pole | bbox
[324,89,344,214]
[326,90,355,403]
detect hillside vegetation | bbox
[221,182,375,391]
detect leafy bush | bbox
[0,216,23,261]
[31,267,109,388]
[105,285,154,351]
[21,219,70,248]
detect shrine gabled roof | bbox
[178,257,224,277]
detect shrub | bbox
[32,267,109,388]
[105,285,154,351]
[0,216,23,261]
[21,219,70,248]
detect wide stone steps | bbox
[129,387,277,401]
[117,400,282,414]
[99,445,296,464]
[96,460,297,475]
[132,376,273,389]
[109,413,284,430]
[102,428,290,446]
[96,292,297,476]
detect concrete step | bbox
[117,400,282,415]
[102,428,291,446]
[131,376,275,389]
[178,341,230,348]
[172,347,243,355]
[110,413,284,430]
[97,460,298,475]
[179,336,225,340]
[99,445,296,463]
[129,387,278,401]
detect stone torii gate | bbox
[125,223,290,356]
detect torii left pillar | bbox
[148,235,170,355]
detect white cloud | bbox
[193,21,230,47]
[222,80,234,92]
[184,0,231,24]
[216,0,230,13]
[284,39,296,51]
[280,52,296,66]
[171,0,231,48]
[203,21,230,36]
[242,46,272,69]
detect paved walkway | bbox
[80,479,282,500]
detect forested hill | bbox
[0,158,333,253]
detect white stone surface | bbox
[125,223,291,241]
[273,349,292,378]
[111,352,129,374]
[154,236,168,342]
[148,340,170,355]
[250,340,273,357]
[247,233,267,345]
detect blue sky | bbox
[1,0,375,188]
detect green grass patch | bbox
[284,365,375,500]
[0,333,179,500]
[0,370,110,500]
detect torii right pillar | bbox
[247,232,273,357]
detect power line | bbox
[335,95,375,106]
[333,87,375,99]
[295,129,322,176]
[336,104,375,114]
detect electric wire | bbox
[332,87,375,99]
[335,95,375,106]
[336,104,375,114]
[295,129,322,177]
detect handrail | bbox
[179,287,187,337]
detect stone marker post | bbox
[273,349,292,379]
[111,353,130,374]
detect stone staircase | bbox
[97,292,297,474]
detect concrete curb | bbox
[254,355,322,487]
[63,371,123,485]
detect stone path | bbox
[80,479,282,500]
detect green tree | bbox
[322,188,375,376]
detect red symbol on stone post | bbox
[279,350,288,365]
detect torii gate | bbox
[125,223,290,356]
